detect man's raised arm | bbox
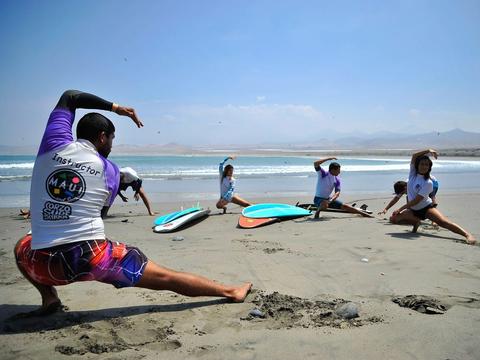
[38,90,143,156]
[314,157,337,171]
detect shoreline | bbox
[3,188,480,209]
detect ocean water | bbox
[1,155,480,207]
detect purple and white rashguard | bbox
[30,92,119,250]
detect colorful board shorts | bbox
[313,196,343,209]
[15,234,148,288]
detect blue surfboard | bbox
[153,207,202,226]
[242,203,311,219]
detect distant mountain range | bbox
[1,129,479,155]
[259,128,480,150]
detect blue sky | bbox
[0,0,479,146]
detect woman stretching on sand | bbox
[216,156,252,213]
[378,176,438,216]
[390,149,475,245]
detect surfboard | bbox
[238,215,278,229]
[153,206,202,226]
[296,203,373,215]
[153,209,210,233]
[242,203,311,219]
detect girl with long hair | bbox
[390,149,475,244]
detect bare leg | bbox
[14,240,62,316]
[314,200,328,219]
[341,204,374,218]
[137,187,155,216]
[216,198,228,214]
[390,209,421,232]
[231,195,252,208]
[136,261,252,302]
[425,207,476,245]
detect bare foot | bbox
[222,207,227,214]
[149,212,156,216]
[19,209,31,219]
[228,283,253,303]
[10,297,64,319]
[466,234,476,245]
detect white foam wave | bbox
[0,175,32,181]
[136,163,422,178]
[0,162,35,169]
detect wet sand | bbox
[0,192,479,359]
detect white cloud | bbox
[256,96,266,102]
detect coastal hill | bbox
[1,129,479,156]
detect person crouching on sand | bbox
[390,149,475,245]
[216,156,252,214]
[14,90,252,318]
[101,167,156,218]
[378,176,439,216]
[313,157,373,219]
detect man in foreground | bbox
[14,90,251,316]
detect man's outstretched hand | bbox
[115,106,144,128]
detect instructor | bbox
[14,90,251,316]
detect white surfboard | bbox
[153,209,210,233]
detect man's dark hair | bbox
[393,180,407,195]
[76,112,115,143]
[329,162,341,171]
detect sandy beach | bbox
[0,192,479,359]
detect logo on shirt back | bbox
[45,169,86,203]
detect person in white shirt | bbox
[378,176,439,216]
[313,157,373,219]
[117,167,155,216]
[101,167,155,217]
[216,156,252,214]
[390,149,475,245]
